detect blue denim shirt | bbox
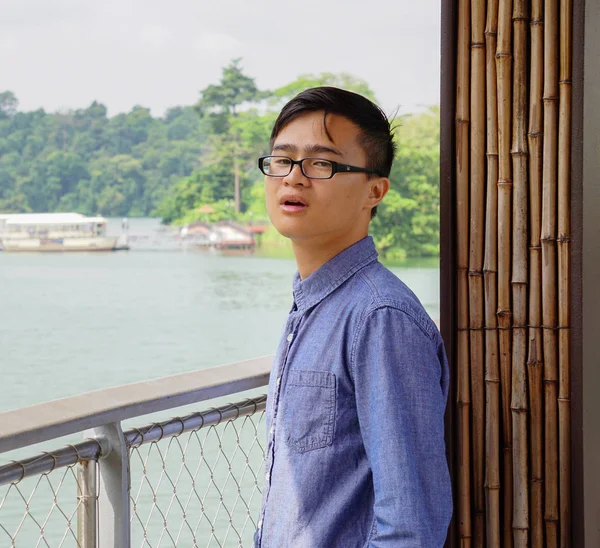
[255,237,452,547]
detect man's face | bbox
[265,111,378,248]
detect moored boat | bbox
[0,213,118,252]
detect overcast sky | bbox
[2,0,441,118]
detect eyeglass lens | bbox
[263,157,333,179]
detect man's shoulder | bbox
[347,261,438,340]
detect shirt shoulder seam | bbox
[349,295,438,382]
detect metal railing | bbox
[0,357,272,547]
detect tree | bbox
[272,73,378,105]
[195,59,268,213]
[370,107,441,259]
[0,91,18,119]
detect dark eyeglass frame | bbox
[257,155,384,180]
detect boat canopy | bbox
[1,213,108,226]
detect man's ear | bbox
[366,177,390,209]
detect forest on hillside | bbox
[0,60,440,259]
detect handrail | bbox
[0,356,272,454]
[0,396,268,487]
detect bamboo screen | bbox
[454,0,572,546]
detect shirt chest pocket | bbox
[282,370,336,453]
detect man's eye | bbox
[312,160,331,168]
[274,159,291,166]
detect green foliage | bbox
[370,107,441,258]
[272,73,377,105]
[0,97,205,217]
[0,64,441,259]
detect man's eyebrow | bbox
[272,143,344,157]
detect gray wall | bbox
[583,0,600,544]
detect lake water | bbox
[0,218,440,414]
[0,218,439,546]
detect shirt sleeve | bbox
[351,306,452,547]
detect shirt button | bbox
[269,425,275,436]
[276,377,281,387]
[286,332,294,342]
[265,473,270,482]
[258,519,263,529]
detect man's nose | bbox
[283,163,309,186]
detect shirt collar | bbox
[292,236,379,312]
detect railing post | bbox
[77,459,98,548]
[88,423,131,548]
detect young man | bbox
[254,87,452,547]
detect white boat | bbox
[0,213,118,252]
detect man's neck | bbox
[292,232,369,280]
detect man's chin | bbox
[270,218,310,241]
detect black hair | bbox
[270,86,396,219]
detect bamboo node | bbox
[541,236,557,245]
[510,150,529,157]
[557,397,571,403]
[497,180,513,187]
[484,30,498,38]
[485,482,501,490]
[457,401,472,407]
[482,268,498,274]
[528,131,544,137]
[543,96,559,103]
[485,152,499,158]
[526,359,543,367]
[543,379,559,386]
[485,378,501,384]
[510,406,528,413]
[559,79,573,85]
[530,18,544,25]
[531,477,543,484]
[541,325,558,330]
[471,41,485,49]
[557,235,571,243]
[495,52,512,59]
[529,245,542,251]
[512,16,529,23]
[468,270,484,278]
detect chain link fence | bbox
[0,396,267,548]
[128,398,267,547]
[0,462,83,547]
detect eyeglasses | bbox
[258,156,383,180]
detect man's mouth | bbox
[280,196,308,212]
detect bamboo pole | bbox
[457,0,472,545]
[558,0,572,544]
[470,1,487,544]
[541,0,559,544]
[484,0,501,545]
[511,1,529,546]
[527,0,545,546]
[496,0,514,545]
